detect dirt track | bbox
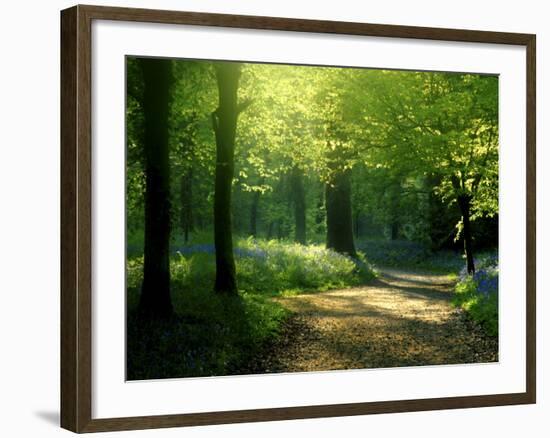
[253,268,498,373]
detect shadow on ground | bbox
[246,267,498,374]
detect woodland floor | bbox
[247,267,498,373]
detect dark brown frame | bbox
[61,4,536,433]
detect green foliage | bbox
[452,255,498,337]
[357,239,464,273]
[127,56,499,255]
[127,256,288,379]
[127,291,287,380]
[126,56,500,377]
[235,238,375,294]
[126,239,375,379]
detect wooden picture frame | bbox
[60,4,536,433]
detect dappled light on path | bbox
[257,268,497,373]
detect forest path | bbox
[253,267,497,372]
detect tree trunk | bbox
[138,58,173,318]
[180,170,193,244]
[428,174,459,251]
[315,188,325,234]
[212,63,243,294]
[389,182,400,240]
[457,194,475,274]
[277,220,284,240]
[249,190,260,238]
[326,169,356,257]
[290,167,306,244]
[354,210,361,239]
[249,177,264,238]
[390,221,399,240]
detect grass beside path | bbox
[126,238,375,380]
[249,267,498,373]
[126,238,497,380]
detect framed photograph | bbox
[60,4,536,433]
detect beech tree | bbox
[212,62,251,294]
[126,58,499,304]
[138,57,174,317]
[352,70,498,273]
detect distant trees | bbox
[352,71,498,273]
[126,57,499,314]
[248,176,263,238]
[175,112,200,244]
[290,166,306,244]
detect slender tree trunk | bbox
[138,58,173,318]
[354,210,361,239]
[428,175,443,250]
[389,182,400,240]
[290,167,306,244]
[390,221,399,240]
[180,170,193,244]
[195,212,204,230]
[249,190,260,238]
[428,174,457,251]
[212,63,243,294]
[457,194,475,274]
[315,188,325,234]
[249,176,264,238]
[277,220,284,240]
[326,169,356,257]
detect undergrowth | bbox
[127,238,375,380]
[452,254,498,337]
[357,239,464,274]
